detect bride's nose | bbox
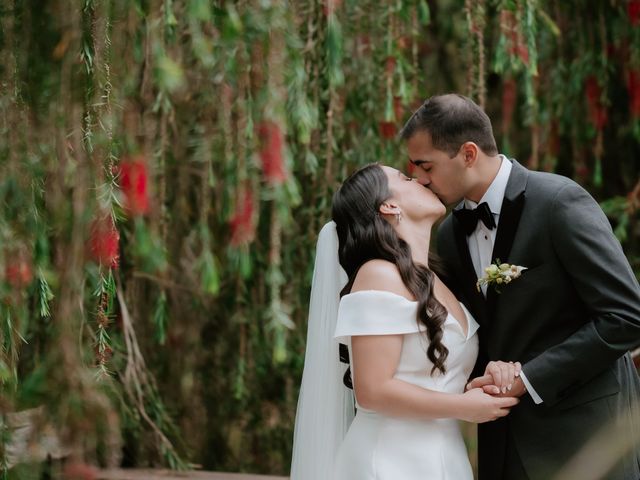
[415,174,430,187]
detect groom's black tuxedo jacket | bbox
[437,160,640,480]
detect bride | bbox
[291,163,520,479]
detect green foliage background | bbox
[0,0,638,476]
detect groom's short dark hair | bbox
[399,94,498,157]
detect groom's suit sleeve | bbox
[521,182,640,407]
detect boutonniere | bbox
[476,260,527,293]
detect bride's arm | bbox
[351,334,516,423]
[349,259,518,423]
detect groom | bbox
[400,94,640,480]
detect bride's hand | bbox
[458,388,519,423]
[480,361,522,394]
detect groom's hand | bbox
[466,374,499,394]
[466,360,527,398]
[466,375,527,398]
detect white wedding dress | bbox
[333,290,479,480]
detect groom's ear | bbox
[460,142,479,167]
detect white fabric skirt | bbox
[333,409,473,480]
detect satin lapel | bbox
[486,160,528,315]
[452,213,487,322]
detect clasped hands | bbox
[465,361,527,398]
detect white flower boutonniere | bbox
[476,260,527,293]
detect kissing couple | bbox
[291,94,640,480]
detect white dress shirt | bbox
[461,155,543,404]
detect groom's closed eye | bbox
[411,159,432,172]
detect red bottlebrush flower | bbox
[508,41,529,65]
[89,216,120,268]
[585,76,601,104]
[629,0,640,26]
[393,96,403,122]
[5,258,33,288]
[591,108,609,130]
[628,69,640,118]
[502,78,517,133]
[500,10,518,40]
[257,121,287,184]
[516,44,529,65]
[384,56,397,76]
[585,76,608,129]
[378,121,397,140]
[500,11,529,65]
[63,462,97,480]
[230,190,256,246]
[119,156,150,215]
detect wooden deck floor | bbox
[98,469,288,480]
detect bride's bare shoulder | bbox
[351,259,414,301]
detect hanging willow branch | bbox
[465,0,486,108]
[117,286,189,470]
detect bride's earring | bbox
[396,211,402,224]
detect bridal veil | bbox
[290,221,354,480]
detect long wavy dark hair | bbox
[332,163,449,375]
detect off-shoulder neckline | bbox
[341,289,475,339]
[342,289,416,303]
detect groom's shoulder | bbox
[520,167,604,222]
[526,168,573,190]
[523,167,584,200]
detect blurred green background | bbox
[0,0,639,477]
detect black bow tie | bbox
[453,202,496,236]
